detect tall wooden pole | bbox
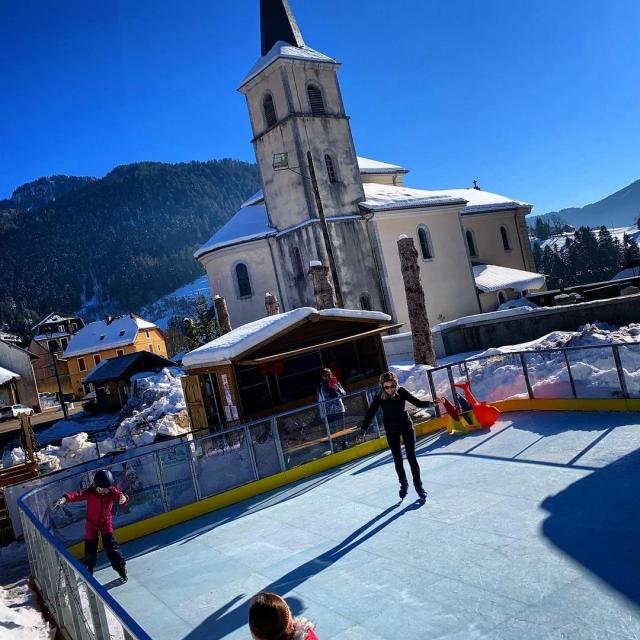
[397,235,436,366]
[214,295,232,334]
[308,261,336,310]
[265,292,280,316]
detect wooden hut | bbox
[181,307,398,433]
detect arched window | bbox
[324,154,337,183]
[307,84,326,115]
[500,226,511,251]
[360,294,371,311]
[466,229,478,257]
[292,246,304,281]
[263,93,277,128]
[235,263,252,297]
[417,225,434,260]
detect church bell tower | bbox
[238,0,385,313]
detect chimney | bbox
[397,235,436,366]
[214,295,232,334]
[308,261,336,310]
[265,292,280,316]
[105,315,113,325]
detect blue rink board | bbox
[98,411,640,639]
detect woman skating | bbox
[361,372,438,500]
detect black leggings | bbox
[386,426,422,487]
[84,532,125,571]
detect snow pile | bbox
[393,322,640,404]
[0,543,53,639]
[497,298,538,311]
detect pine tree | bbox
[184,295,219,350]
[532,242,543,272]
[534,217,552,241]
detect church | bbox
[196,0,545,330]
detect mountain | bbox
[2,175,97,212]
[0,160,261,336]
[537,179,640,229]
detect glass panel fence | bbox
[194,428,256,498]
[430,367,455,405]
[247,420,282,478]
[565,346,623,398]
[466,353,529,403]
[276,405,332,469]
[523,350,573,399]
[156,443,198,510]
[617,343,640,397]
[326,390,370,450]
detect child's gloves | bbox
[53,497,67,510]
[118,494,127,505]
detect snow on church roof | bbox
[473,264,546,293]
[63,315,158,358]
[182,307,392,368]
[241,41,337,87]
[360,183,529,214]
[356,157,408,174]
[194,203,273,259]
[0,365,20,385]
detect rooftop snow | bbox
[356,156,407,174]
[194,204,274,259]
[0,365,20,385]
[360,183,528,213]
[473,264,546,293]
[32,312,78,330]
[182,307,391,368]
[241,41,336,87]
[63,315,158,358]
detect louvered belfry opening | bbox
[263,93,277,128]
[307,84,326,115]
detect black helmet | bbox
[94,469,115,489]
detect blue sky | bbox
[1,0,639,214]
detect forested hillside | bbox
[0,160,260,335]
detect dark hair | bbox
[249,592,293,640]
[94,469,115,488]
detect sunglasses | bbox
[383,383,397,390]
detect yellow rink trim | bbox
[68,416,448,558]
[68,398,640,558]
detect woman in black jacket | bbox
[361,371,438,500]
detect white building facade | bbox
[196,0,543,330]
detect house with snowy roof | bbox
[195,0,545,330]
[62,314,167,398]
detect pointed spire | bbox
[260,0,305,56]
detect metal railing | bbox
[15,341,639,639]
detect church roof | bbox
[0,365,20,385]
[194,203,274,259]
[241,41,336,88]
[359,183,530,214]
[357,157,408,174]
[260,0,305,56]
[473,264,546,293]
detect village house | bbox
[0,339,40,411]
[195,0,545,331]
[62,314,167,398]
[29,312,85,397]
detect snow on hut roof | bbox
[356,157,408,174]
[32,312,79,331]
[473,264,546,293]
[0,365,20,385]
[63,315,158,358]
[194,203,274,259]
[241,41,337,87]
[182,307,392,368]
[359,183,528,214]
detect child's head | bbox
[320,368,332,380]
[248,592,293,640]
[93,469,115,494]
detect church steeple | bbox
[260,0,305,55]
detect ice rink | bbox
[98,412,640,639]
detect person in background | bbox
[361,371,440,500]
[249,592,318,640]
[54,468,129,581]
[317,367,346,434]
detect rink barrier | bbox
[16,341,640,639]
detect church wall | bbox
[372,206,481,327]
[361,173,406,186]
[463,208,533,271]
[199,240,280,328]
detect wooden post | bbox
[397,235,436,366]
[214,295,232,334]
[265,292,280,316]
[308,261,336,310]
